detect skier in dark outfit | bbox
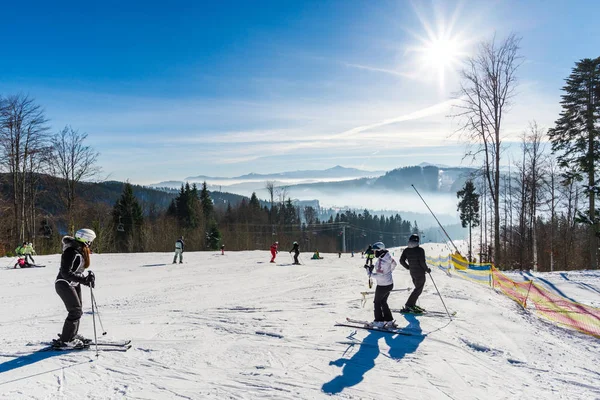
[399,234,431,313]
[364,244,375,267]
[54,228,96,348]
[289,241,300,265]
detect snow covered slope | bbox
[1,246,599,399]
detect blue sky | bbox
[1,0,599,184]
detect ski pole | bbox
[90,287,99,357]
[411,184,460,254]
[428,272,452,318]
[90,289,107,335]
[5,257,17,269]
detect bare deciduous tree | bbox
[48,125,100,234]
[0,94,50,242]
[454,33,522,266]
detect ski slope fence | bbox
[427,253,600,339]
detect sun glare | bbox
[404,3,473,91]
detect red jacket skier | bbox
[270,242,279,263]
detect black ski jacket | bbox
[290,243,299,254]
[55,236,87,285]
[400,243,429,275]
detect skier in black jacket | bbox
[289,241,300,265]
[54,228,96,348]
[399,234,431,313]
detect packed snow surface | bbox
[1,244,599,399]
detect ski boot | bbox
[73,334,93,345]
[52,338,87,350]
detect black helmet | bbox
[409,234,420,243]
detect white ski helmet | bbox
[372,241,385,250]
[75,228,96,245]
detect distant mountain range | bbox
[149,164,477,196]
[148,165,385,189]
[184,165,384,181]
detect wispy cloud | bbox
[344,63,416,79]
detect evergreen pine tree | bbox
[113,182,144,252]
[206,220,221,250]
[200,181,214,220]
[457,180,480,262]
[548,57,600,268]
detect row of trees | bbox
[455,33,599,270]
[0,94,99,250]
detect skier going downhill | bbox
[368,242,397,327]
[289,241,300,265]
[399,234,431,314]
[54,228,96,349]
[173,236,185,264]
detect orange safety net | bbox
[492,267,600,339]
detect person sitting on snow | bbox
[311,250,323,260]
[14,257,31,269]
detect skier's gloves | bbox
[84,271,96,288]
[425,267,432,273]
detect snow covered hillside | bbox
[1,245,599,399]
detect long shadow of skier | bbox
[322,329,383,395]
[384,314,424,360]
[322,315,425,395]
[0,348,64,375]
[0,349,90,386]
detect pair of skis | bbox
[335,318,421,336]
[43,339,132,352]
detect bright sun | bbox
[409,33,467,90]
[404,3,472,90]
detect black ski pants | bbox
[293,252,299,264]
[406,272,426,308]
[373,283,394,322]
[56,281,83,342]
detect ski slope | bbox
[1,245,599,399]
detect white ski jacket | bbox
[371,250,397,286]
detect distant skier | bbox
[399,234,431,314]
[364,244,374,267]
[368,242,397,327]
[173,236,185,264]
[289,241,300,265]
[24,242,36,264]
[54,228,96,349]
[14,257,31,269]
[270,241,279,263]
[221,244,225,255]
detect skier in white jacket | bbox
[368,242,397,327]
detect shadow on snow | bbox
[322,314,424,395]
[0,348,90,385]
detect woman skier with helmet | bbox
[369,242,397,328]
[289,241,300,265]
[53,228,96,349]
[400,234,431,313]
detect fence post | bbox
[523,280,534,308]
